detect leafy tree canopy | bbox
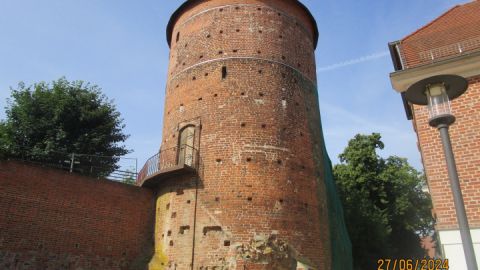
[0,78,130,177]
[333,133,434,270]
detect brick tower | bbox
[138,1,334,269]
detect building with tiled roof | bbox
[389,1,480,269]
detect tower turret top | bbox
[166,0,319,49]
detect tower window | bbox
[222,66,227,79]
[178,125,196,167]
[176,32,180,42]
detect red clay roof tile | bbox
[399,0,480,68]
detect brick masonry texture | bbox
[148,0,332,269]
[412,76,480,230]
[0,161,155,270]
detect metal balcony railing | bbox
[136,145,198,186]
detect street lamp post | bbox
[405,74,478,270]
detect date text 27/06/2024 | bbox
[377,259,449,270]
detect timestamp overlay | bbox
[377,259,449,270]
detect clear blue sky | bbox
[0,0,470,171]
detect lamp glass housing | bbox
[425,83,452,120]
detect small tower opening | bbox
[222,66,227,79]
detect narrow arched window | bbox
[178,126,195,166]
[176,32,180,42]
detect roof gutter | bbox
[388,41,413,120]
[390,49,480,92]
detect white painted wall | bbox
[439,229,480,270]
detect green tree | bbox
[333,133,434,270]
[0,78,130,177]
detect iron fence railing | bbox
[4,150,137,182]
[136,145,198,185]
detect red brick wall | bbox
[151,0,331,269]
[0,161,155,270]
[412,75,480,230]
